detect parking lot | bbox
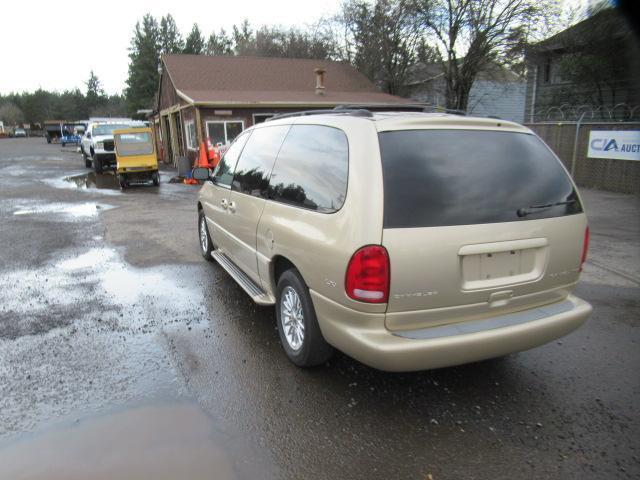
[0,137,638,479]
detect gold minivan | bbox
[194,110,592,371]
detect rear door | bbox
[378,128,588,331]
[226,125,291,285]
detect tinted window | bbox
[232,125,290,197]
[268,125,348,213]
[213,131,251,187]
[379,130,583,228]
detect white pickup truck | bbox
[81,121,144,173]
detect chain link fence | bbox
[525,120,640,195]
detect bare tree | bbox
[0,102,24,126]
[339,0,418,95]
[411,0,551,110]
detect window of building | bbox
[206,121,244,146]
[185,121,197,150]
[231,125,290,197]
[268,125,349,213]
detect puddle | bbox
[0,247,206,338]
[12,201,112,219]
[0,402,236,480]
[64,171,120,191]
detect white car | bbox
[81,121,141,173]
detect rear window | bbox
[379,130,583,228]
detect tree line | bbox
[0,71,126,127]
[126,0,564,114]
[2,0,595,126]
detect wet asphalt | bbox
[0,137,638,479]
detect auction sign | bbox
[588,130,640,161]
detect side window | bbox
[268,125,348,213]
[213,131,251,187]
[231,125,290,197]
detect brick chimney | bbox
[314,68,326,95]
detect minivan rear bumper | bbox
[311,291,592,372]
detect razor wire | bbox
[531,103,640,122]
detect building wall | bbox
[158,71,182,111]
[467,80,526,123]
[405,77,525,122]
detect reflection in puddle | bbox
[13,202,112,219]
[64,172,120,190]
[0,403,236,480]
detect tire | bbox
[61,142,66,147]
[85,157,92,168]
[198,210,214,261]
[152,171,160,186]
[118,175,127,190]
[93,155,103,174]
[276,269,333,367]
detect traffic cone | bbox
[196,141,210,168]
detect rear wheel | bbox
[276,269,333,367]
[198,210,214,261]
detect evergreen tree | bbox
[159,14,184,54]
[206,28,234,55]
[85,70,106,114]
[233,19,254,55]
[183,24,205,54]
[125,13,160,113]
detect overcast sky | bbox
[1,0,587,96]
[0,0,342,95]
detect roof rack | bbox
[266,104,467,122]
[267,108,373,122]
[333,103,467,116]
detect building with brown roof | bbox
[154,54,410,165]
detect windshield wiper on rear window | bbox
[517,200,576,217]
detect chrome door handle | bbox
[228,201,236,213]
[221,198,228,209]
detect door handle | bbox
[221,198,228,209]
[228,201,236,213]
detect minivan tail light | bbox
[345,246,390,303]
[580,226,590,271]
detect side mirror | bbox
[192,167,211,181]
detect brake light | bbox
[345,245,390,303]
[580,226,590,271]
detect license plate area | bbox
[459,239,548,291]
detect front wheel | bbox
[276,269,333,367]
[152,171,160,186]
[198,210,214,261]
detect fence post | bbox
[571,112,586,177]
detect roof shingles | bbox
[162,54,410,106]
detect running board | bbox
[212,251,275,306]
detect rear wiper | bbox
[517,200,576,217]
